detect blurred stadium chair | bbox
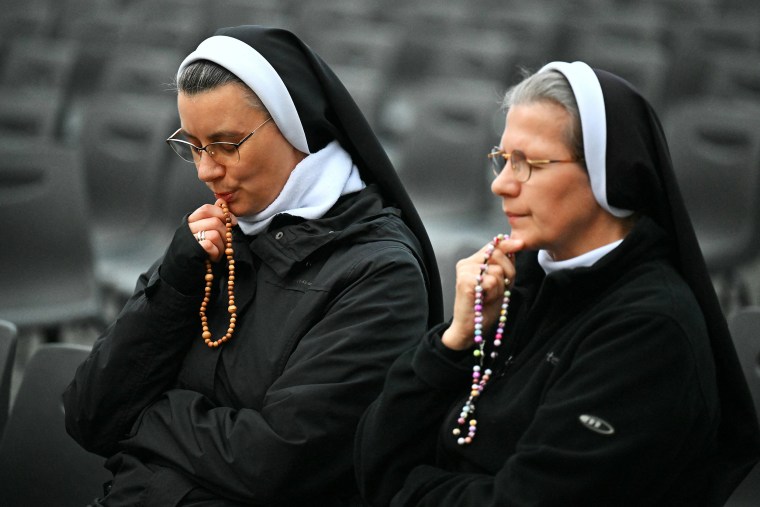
[665,13,760,105]
[0,320,18,439]
[0,0,58,38]
[0,343,110,507]
[79,93,178,292]
[0,140,102,339]
[704,50,760,103]
[0,35,79,94]
[100,153,213,299]
[99,44,184,98]
[390,77,503,219]
[0,88,64,139]
[311,27,402,125]
[725,307,760,506]
[209,0,293,33]
[117,0,208,51]
[663,97,760,311]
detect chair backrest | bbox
[0,320,18,439]
[0,88,63,139]
[99,44,184,97]
[704,50,760,103]
[664,14,760,105]
[393,77,503,219]
[0,35,79,92]
[311,26,402,124]
[81,92,178,244]
[117,0,207,51]
[0,343,111,507]
[725,307,760,505]
[0,139,101,329]
[729,306,760,418]
[662,97,760,273]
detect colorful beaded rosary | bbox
[199,201,237,348]
[452,233,511,445]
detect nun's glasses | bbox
[488,147,583,182]
[166,117,272,164]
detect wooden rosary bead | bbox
[200,201,237,348]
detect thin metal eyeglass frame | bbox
[166,117,273,164]
[487,147,583,182]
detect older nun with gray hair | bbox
[63,25,442,506]
[356,61,760,506]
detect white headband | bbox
[177,35,310,154]
[538,61,633,218]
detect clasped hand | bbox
[442,237,523,351]
[188,199,238,262]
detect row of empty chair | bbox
[2,0,760,334]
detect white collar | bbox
[537,239,624,275]
[236,140,365,236]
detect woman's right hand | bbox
[441,237,523,351]
[187,199,238,263]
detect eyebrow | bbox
[180,128,246,142]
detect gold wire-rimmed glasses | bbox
[166,117,273,164]
[487,146,584,182]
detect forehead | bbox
[502,102,573,154]
[177,83,261,133]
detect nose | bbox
[490,165,520,198]
[196,153,224,182]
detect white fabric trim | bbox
[178,35,310,154]
[538,61,633,218]
[236,140,365,236]
[537,239,624,275]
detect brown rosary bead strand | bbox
[199,202,237,348]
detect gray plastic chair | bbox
[0,320,18,439]
[725,307,760,505]
[663,97,760,312]
[79,93,178,295]
[0,88,63,139]
[0,343,110,507]
[0,140,102,337]
[390,77,503,219]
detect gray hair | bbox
[503,69,584,162]
[173,59,268,112]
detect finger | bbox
[189,203,226,224]
[189,217,226,239]
[495,237,524,258]
[198,236,222,262]
[213,198,238,226]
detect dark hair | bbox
[174,59,267,112]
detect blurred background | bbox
[1,0,760,395]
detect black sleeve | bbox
[355,324,472,506]
[357,313,716,507]
[114,243,432,503]
[63,221,207,456]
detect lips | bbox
[505,211,527,226]
[214,191,234,202]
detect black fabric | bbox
[64,186,431,505]
[593,68,760,500]
[355,66,760,505]
[212,25,443,327]
[356,218,729,506]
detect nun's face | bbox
[491,101,619,261]
[177,82,307,216]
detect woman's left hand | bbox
[442,237,523,351]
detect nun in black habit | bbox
[63,25,442,506]
[355,61,760,506]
